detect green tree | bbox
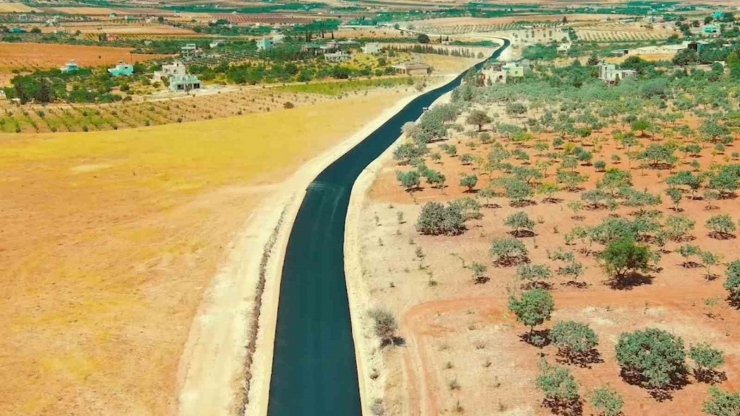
[538,182,560,202]
[470,261,488,284]
[600,237,651,282]
[459,173,478,192]
[589,385,623,416]
[508,288,554,334]
[665,215,695,241]
[631,119,652,137]
[415,202,465,236]
[536,360,580,408]
[396,170,420,192]
[489,237,528,266]
[466,109,491,132]
[615,328,687,389]
[515,263,552,286]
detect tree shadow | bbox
[708,231,736,240]
[681,261,702,269]
[672,234,696,243]
[463,188,479,194]
[494,255,529,267]
[561,280,588,289]
[509,229,536,238]
[542,397,583,416]
[519,328,551,348]
[474,276,490,284]
[381,336,407,348]
[555,348,604,369]
[511,199,537,208]
[542,197,563,204]
[727,295,740,309]
[620,368,689,402]
[607,272,653,290]
[481,203,501,209]
[694,368,727,384]
[522,281,552,290]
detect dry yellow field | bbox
[0,91,409,415]
[0,2,38,12]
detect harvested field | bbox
[58,24,196,35]
[0,2,39,12]
[0,43,168,73]
[0,90,413,416]
[350,99,740,416]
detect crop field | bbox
[0,89,414,416]
[0,43,168,73]
[59,23,196,35]
[0,2,38,12]
[0,88,342,133]
[416,22,559,36]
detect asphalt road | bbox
[267,39,511,416]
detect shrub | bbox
[415,202,465,236]
[489,237,528,266]
[615,328,686,389]
[536,360,579,405]
[283,101,294,109]
[459,174,478,192]
[515,263,552,284]
[368,308,398,347]
[703,386,740,416]
[550,321,598,361]
[665,215,696,241]
[508,288,554,333]
[589,385,623,416]
[396,170,420,192]
[504,211,535,236]
[724,260,740,305]
[705,214,736,238]
[689,343,724,381]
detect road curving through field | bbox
[266,39,510,416]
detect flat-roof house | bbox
[108,61,133,76]
[181,43,198,57]
[597,62,636,84]
[257,38,273,51]
[153,60,187,80]
[60,60,79,73]
[324,51,351,62]
[301,43,322,55]
[391,62,430,76]
[169,74,201,92]
[504,62,524,78]
[361,42,381,54]
[272,34,286,44]
[557,43,571,54]
[702,25,720,35]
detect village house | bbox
[169,74,201,92]
[153,60,187,80]
[108,61,133,76]
[597,62,636,84]
[361,42,381,54]
[181,43,199,57]
[60,60,79,73]
[209,39,225,48]
[272,34,286,44]
[480,62,525,85]
[301,43,322,55]
[557,43,571,54]
[324,51,351,62]
[702,25,720,36]
[257,38,273,51]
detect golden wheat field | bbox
[0,91,408,416]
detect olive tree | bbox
[724,260,740,306]
[599,237,651,283]
[415,202,465,236]
[396,170,420,192]
[466,109,491,132]
[515,263,552,287]
[665,215,695,241]
[459,173,478,192]
[550,320,599,364]
[508,288,554,335]
[368,308,399,347]
[705,214,736,239]
[505,211,535,236]
[615,328,687,389]
[489,237,528,266]
[536,360,580,410]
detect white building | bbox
[153,60,187,80]
[324,51,351,62]
[597,62,636,84]
[361,42,380,54]
[557,43,572,54]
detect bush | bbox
[724,260,740,305]
[415,202,465,236]
[515,263,552,284]
[705,214,736,238]
[396,170,420,191]
[703,386,740,416]
[459,174,478,192]
[536,359,579,403]
[665,215,696,241]
[504,211,535,236]
[589,385,623,416]
[283,101,294,109]
[550,320,598,361]
[615,328,686,389]
[489,237,528,266]
[689,343,724,381]
[368,308,398,347]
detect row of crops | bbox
[575,30,672,42]
[0,89,328,133]
[417,21,559,35]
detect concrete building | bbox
[169,74,201,92]
[361,42,380,54]
[391,62,430,76]
[257,38,273,51]
[301,43,322,55]
[324,51,351,62]
[702,25,720,36]
[557,43,572,54]
[108,61,133,76]
[597,62,636,84]
[181,43,198,57]
[272,34,286,44]
[480,62,525,84]
[153,61,187,80]
[209,39,225,48]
